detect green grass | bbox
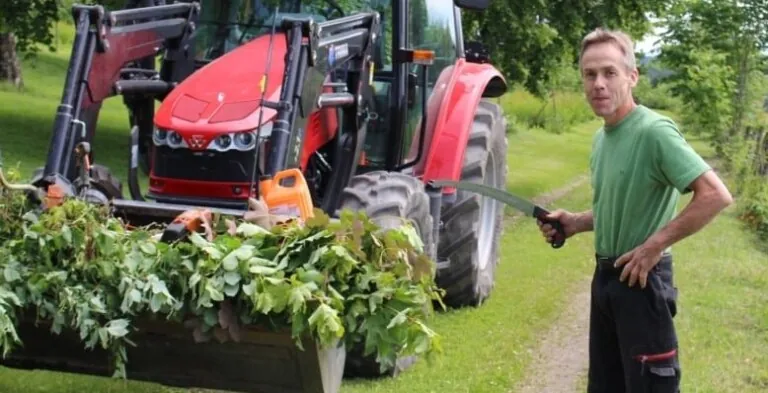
[0,23,138,190]
[503,117,599,199]
[672,193,768,393]
[499,88,596,134]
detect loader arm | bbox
[252,11,381,214]
[39,2,199,188]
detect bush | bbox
[633,78,682,111]
[724,127,768,241]
[499,88,594,134]
[738,184,768,241]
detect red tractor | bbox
[25,0,509,382]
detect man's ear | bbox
[629,67,639,88]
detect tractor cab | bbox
[193,0,350,63]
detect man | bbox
[537,28,733,392]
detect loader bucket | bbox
[1,312,346,393]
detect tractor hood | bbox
[154,33,288,140]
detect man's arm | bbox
[574,210,594,234]
[645,169,733,252]
[616,170,732,287]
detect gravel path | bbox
[510,279,591,393]
[506,174,593,393]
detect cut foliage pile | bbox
[0,172,444,379]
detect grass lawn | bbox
[0,25,142,193]
[672,194,768,393]
[504,118,599,199]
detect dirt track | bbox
[506,175,593,393]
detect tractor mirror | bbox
[464,41,491,64]
[454,0,491,10]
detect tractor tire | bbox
[89,164,124,200]
[335,171,434,379]
[435,99,508,308]
[30,164,123,202]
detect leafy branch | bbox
[0,180,444,377]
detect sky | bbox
[636,32,662,55]
[635,21,666,55]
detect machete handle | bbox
[533,206,566,249]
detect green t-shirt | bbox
[589,105,711,257]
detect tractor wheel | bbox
[435,99,508,308]
[30,164,123,202]
[89,164,124,200]
[335,171,434,379]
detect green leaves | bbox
[0,196,443,377]
[104,318,130,338]
[460,0,667,96]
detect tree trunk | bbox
[729,44,750,136]
[0,32,24,89]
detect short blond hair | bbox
[579,28,636,70]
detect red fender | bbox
[412,58,507,194]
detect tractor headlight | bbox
[234,131,255,150]
[168,131,183,147]
[215,134,232,149]
[153,128,167,145]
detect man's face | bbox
[580,41,638,120]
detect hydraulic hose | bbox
[0,146,38,193]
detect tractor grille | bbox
[152,146,257,183]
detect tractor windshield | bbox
[194,0,389,62]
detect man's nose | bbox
[593,75,607,89]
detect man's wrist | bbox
[574,210,594,234]
[645,231,671,254]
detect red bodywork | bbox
[148,31,504,202]
[408,57,507,195]
[149,33,337,200]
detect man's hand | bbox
[614,242,665,288]
[537,209,592,245]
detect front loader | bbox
[0,0,511,390]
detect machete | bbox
[429,179,566,249]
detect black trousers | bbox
[587,253,681,393]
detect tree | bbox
[0,0,131,89]
[0,0,60,88]
[460,0,669,96]
[656,0,768,154]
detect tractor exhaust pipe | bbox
[129,125,145,201]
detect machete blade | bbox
[429,179,566,249]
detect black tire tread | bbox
[89,164,124,200]
[435,99,508,308]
